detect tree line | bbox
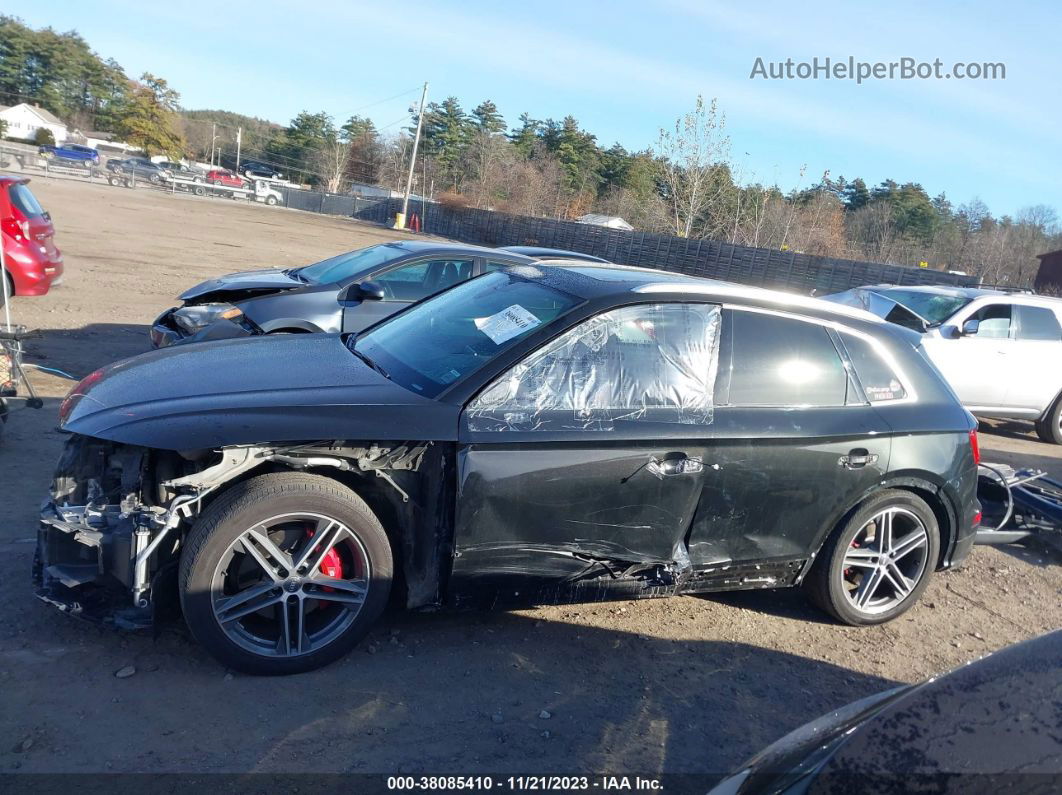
[1,16,1057,285]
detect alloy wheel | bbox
[840,507,929,615]
[210,513,370,658]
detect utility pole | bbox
[235,127,242,173]
[210,122,216,167]
[400,81,429,229]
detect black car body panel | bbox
[61,334,458,449]
[39,265,979,633]
[713,629,1062,793]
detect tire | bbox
[804,489,939,626]
[193,185,206,196]
[1035,395,1062,444]
[266,195,278,206]
[107,175,121,186]
[179,472,393,675]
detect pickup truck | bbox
[38,144,100,166]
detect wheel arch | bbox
[176,442,455,611]
[258,319,322,334]
[799,474,956,583]
[880,475,957,570]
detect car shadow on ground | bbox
[698,586,837,624]
[23,323,153,379]
[20,607,899,782]
[979,418,1045,445]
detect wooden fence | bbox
[276,188,979,293]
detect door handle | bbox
[838,449,878,470]
[648,455,705,477]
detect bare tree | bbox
[655,96,733,238]
[314,135,352,193]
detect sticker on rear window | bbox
[475,305,542,345]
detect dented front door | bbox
[449,436,709,604]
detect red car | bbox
[205,169,246,188]
[1,176,63,304]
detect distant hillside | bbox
[179,109,283,164]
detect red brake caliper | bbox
[305,528,344,593]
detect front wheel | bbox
[179,472,393,675]
[803,489,939,625]
[1035,395,1062,444]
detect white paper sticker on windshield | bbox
[475,305,542,345]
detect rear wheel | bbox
[1035,395,1062,444]
[179,472,393,675]
[804,489,939,625]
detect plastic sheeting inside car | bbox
[467,303,721,432]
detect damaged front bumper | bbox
[149,306,257,349]
[34,501,178,630]
[33,435,437,630]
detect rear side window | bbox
[727,311,848,407]
[841,333,907,402]
[1015,306,1062,341]
[8,184,44,218]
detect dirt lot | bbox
[2,177,1060,782]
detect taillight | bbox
[1,217,28,241]
[969,429,980,466]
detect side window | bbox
[1015,306,1062,341]
[484,261,515,273]
[841,333,907,402]
[467,303,721,432]
[968,304,1012,339]
[374,258,474,301]
[727,311,848,407]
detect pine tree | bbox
[471,100,505,134]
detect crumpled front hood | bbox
[179,267,304,302]
[61,334,458,450]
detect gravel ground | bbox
[1,177,1059,780]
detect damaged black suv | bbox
[35,265,981,674]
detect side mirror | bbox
[338,280,385,304]
[961,318,980,336]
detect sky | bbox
[8,0,1061,218]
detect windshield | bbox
[352,271,581,398]
[881,289,972,326]
[298,244,408,285]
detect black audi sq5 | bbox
[36,264,980,674]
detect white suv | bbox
[825,285,1062,444]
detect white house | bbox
[576,213,635,231]
[0,103,68,143]
[68,129,135,155]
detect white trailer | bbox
[161,176,284,206]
